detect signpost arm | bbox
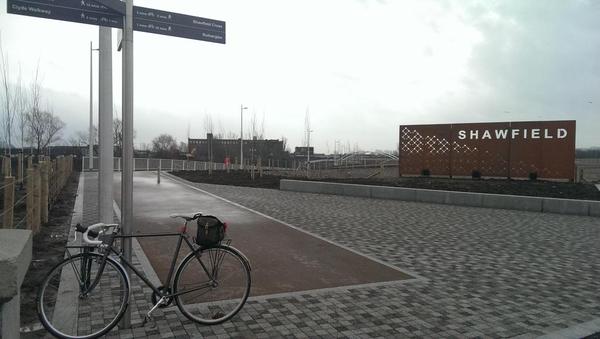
[120,0,134,329]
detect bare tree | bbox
[248,111,265,140]
[113,114,135,156]
[0,33,16,155]
[69,126,98,147]
[26,108,65,156]
[151,133,178,158]
[203,113,214,136]
[15,67,28,152]
[113,116,122,154]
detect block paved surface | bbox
[78,172,600,338]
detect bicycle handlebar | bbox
[76,223,120,245]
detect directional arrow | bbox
[7,0,123,28]
[133,6,225,43]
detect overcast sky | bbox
[1,0,599,152]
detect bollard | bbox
[157,163,161,184]
[33,166,41,232]
[27,156,33,169]
[26,168,34,230]
[41,162,49,223]
[2,176,15,228]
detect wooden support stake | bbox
[41,162,49,223]
[2,176,15,228]
[26,168,34,230]
[33,166,41,233]
[17,153,23,184]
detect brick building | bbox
[188,134,289,166]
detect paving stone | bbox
[70,173,600,338]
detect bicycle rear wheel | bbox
[173,245,251,325]
[37,252,130,339]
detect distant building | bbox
[188,134,289,166]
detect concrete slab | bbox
[542,198,590,216]
[589,201,600,217]
[114,173,413,297]
[481,193,543,212]
[415,189,448,204]
[445,191,483,207]
[280,179,322,193]
[320,181,345,195]
[341,183,371,198]
[0,229,32,302]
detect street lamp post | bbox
[240,105,247,169]
[307,129,313,178]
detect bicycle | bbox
[36,212,252,339]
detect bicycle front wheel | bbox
[174,245,251,325]
[37,252,130,339]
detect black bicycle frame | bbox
[66,230,215,299]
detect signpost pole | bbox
[98,26,113,225]
[89,41,94,170]
[120,0,134,328]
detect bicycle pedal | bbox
[141,315,157,329]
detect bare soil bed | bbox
[20,172,80,337]
[171,170,600,201]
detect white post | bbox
[240,105,247,170]
[183,160,186,170]
[171,159,174,171]
[120,0,134,328]
[98,26,113,226]
[89,41,96,170]
[194,161,197,171]
[157,160,161,184]
[147,158,149,171]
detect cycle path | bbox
[113,172,414,297]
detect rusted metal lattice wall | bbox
[399,120,576,180]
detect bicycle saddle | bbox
[169,212,203,221]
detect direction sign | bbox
[133,6,225,44]
[7,0,123,28]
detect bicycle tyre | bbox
[37,252,130,339]
[173,245,251,325]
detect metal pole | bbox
[120,0,134,328]
[98,26,113,225]
[240,105,244,170]
[89,41,95,170]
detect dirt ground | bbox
[171,170,600,201]
[19,172,80,336]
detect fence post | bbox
[194,161,197,171]
[2,176,15,228]
[41,162,49,223]
[171,159,174,171]
[183,160,186,171]
[17,154,23,184]
[50,160,56,205]
[2,156,10,177]
[26,168,34,231]
[33,166,41,233]
[147,158,150,171]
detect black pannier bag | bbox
[195,215,225,247]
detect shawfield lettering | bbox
[399,120,576,180]
[457,128,568,140]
